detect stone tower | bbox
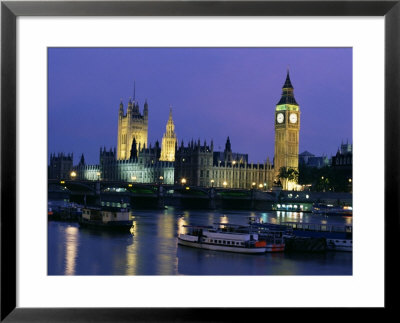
[274,70,300,188]
[117,85,148,160]
[160,107,177,162]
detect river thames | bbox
[48,208,352,276]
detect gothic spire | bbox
[277,69,298,105]
[225,136,232,152]
[130,137,138,160]
[79,153,85,166]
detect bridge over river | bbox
[48,179,352,211]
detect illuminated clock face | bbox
[289,113,297,123]
[276,113,284,124]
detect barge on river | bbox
[178,225,267,254]
[281,221,352,252]
[79,205,134,232]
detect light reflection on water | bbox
[48,209,352,276]
[64,226,78,275]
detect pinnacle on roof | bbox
[277,69,298,106]
[282,69,294,89]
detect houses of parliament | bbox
[49,71,301,190]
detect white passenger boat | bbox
[178,225,267,254]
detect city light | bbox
[70,171,77,178]
[181,178,186,185]
[223,181,227,187]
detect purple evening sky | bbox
[48,47,352,165]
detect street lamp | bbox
[131,175,137,182]
[70,171,77,179]
[96,171,101,181]
[252,182,256,189]
[210,179,214,188]
[181,178,186,186]
[223,181,227,188]
[258,184,263,189]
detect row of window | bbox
[206,239,244,246]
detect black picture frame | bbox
[1,1,399,321]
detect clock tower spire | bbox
[273,70,300,190]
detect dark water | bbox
[48,208,352,275]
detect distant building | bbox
[332,141,352,169]
[49,153,73,180]
[299,151,330,168]
[299,151,314,165]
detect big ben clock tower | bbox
[274,70,300,189]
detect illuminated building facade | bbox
[117,89,149,160]
[174,137,275,189]
[74,144,174,184]
[50,72,301,190]
[274,71,300,190]
[160,108,177,162]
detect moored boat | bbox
[280,221,352,252]
[178,224,267,254]
[79,205,134,231]
[312,203,353,216]
[248,223,286,252]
